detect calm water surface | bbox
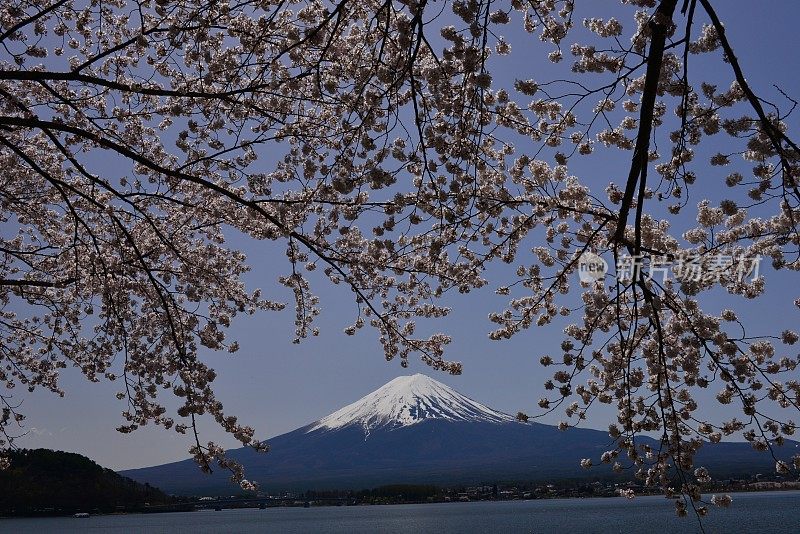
[1,491,798,533]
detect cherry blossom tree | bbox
[2,0,799,513]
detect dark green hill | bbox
[0,449,173,516]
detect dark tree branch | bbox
[613,0,679,245]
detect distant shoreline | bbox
[3,487,798,518]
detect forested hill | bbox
[0,449,173,516]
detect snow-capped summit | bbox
[306,373,517,435]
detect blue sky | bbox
[12,0,800,470]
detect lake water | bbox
[1,491,798,533]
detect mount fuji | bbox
[121,374,795,495]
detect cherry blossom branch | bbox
[613,0,679,245]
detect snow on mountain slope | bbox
[306,374,517,435]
